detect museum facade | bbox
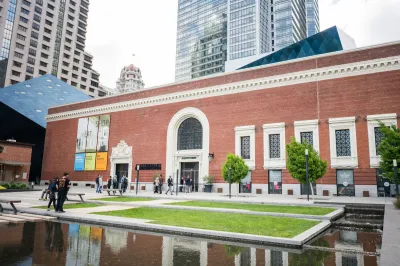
[41,42,400,197]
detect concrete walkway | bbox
[380,204,400,266]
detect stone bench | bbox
[0,199,21,214]
[104,189,123,196]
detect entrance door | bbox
[115,164,129,184]
[181,162,199,192]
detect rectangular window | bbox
[65,37,72,43]
[40,61,47,67]
[18,25,28,32]
[33,14,41,22]
[240,136,250,159]
[71,81,78,87]
[26,66,34,74]
[21,8,30,15]
[36,0,43,6]
[374,127,384,156]
[336,169,355,196]
[42,44,50,51]
[82,69,87,74]
[25,75,33,80]
[41,52,49,59]
[74,50,81,56]
[63,53,70,59]
[20,17,29,24]
[17,34,26,41]
[269,134,280,158]
[62,61,69,67]
[47,4,55,10]
[35,5,42,14]
[81,77,87,82]
[43,36,50,42]
[39,70,46,75]
[89,88,95,93]
[31,31,39,39]
[62,69,68,75]
[72,73,78,79]
[268,170,282,194]
[22,0,31,7]
[32,22,40,31]
[45,19,52,26]
[30,39,38,48]
[67,22,74,29]
[27,57,35,65]
[44,27,51,34]
[11,80,19,85]
[64,45,71,51]
[12,70,21,77]
[73,58,79,63]
[73,66,79,71]
[61,77,68,82]
[335,129,351,157]
[300,132,313,146]
[14,52,23,59]
[46,11,53,18]
[16,43,25,50]
[80,84,86,89]
[28,48,36,56]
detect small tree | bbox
[222,153,249,191]
[286,137,327,194]
[377,123,400,182]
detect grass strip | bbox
[168,201,336,215]
[92,196,155,202]
[35,203,102,209]
[93,207,319,238]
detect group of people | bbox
[153,175,195,194]
[39,172,71,212]
[180,175,194,193]
[98,175,129,193]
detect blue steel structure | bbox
[239,26,343,70]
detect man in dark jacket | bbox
[158,174,163,194]
[56,173,70,213]
[185,176,191,193]
[165,176,173,195]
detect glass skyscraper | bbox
[175,0,228,81]
[175,0,319,81]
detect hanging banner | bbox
[84,153,96,171]
[76,118,89,153]
[95,152,108,171]
[97,115,110,152]
[86,116,99,153]
[74,153,86,171]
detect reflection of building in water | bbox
[105,228,128,254]
[66,224,101,266]
[162,237,208,266]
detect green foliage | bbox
[1,182,28,189]
[202,175,216,184]
[286,137,327,184]
[377,123,400,182]
[289,239,331,266]
[394,197,400,209]
[221,153,249,184]
[224,245,243,257]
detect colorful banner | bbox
[97,115,110,152]
[84,153,96,171]
[76,118,89,153]
[74,153,86,171]
[86,116,100,153]
[95,152,108,171]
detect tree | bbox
[377,123,400,182]
[286,137,327,193]
[221,153,249,184]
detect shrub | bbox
[0,185,6,190]
[203,175,216,185]
[0,183,28,189]
[394,197,400,209]
[221,153,249,184]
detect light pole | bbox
[305,149,309,201]
[394,159,398,197]
[229,167,232,199]
[135,165,140,195]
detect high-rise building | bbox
[175,0,228,82]
[116,64,145,93]
[175,0,319,80]
[0,0,105,98]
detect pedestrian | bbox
[165,176,173,195]
[123,176,128,193]
[98,175,103,193]
[185,176,191,193]
[113,175,118,189]
[159,174,163,194]
[39,180,52,201]
[107,176,112,189]
[95,175,100,193]
[56,173,70,213]
[47,178,57,211]
[64,174,71,203]
[154,176,159,194]
[190,178,193,193]
[180,177,184,192]
[121,175,126,193]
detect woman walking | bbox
[47,178,57,211]
[154,176,159,194]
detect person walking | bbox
[124,176,128,193]
[165,176,173,195]
[185,176,191,193]
[154,176,159,194]
[180,177,184,192]
[56,173,70,213]
[98,175,103,193]
[107,176,112,189]
[47,178,57,211]
[95,175,100,193]
[39,180,52,200]
[158,174,163,194]
[121,175,126,193]
[113,175,118,189]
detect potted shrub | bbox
[203,175,216,193]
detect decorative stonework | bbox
[116,64,145,93]
[111,140,132,158]
[47,56,400,122]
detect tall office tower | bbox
[0,0,106,98]
[175,0,228,81]
[306,0,319,37]
[176,0,319,80]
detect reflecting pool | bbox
[0,221,381,265]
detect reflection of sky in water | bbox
[105,228,128,254]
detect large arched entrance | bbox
[166,108,210,192]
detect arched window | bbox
[177,118,203,150]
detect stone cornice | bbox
[47,56,400,123]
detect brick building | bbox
[42,41,400,197]
[0,140,33,183]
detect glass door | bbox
[336,169,355,196]
[181,162,199,192]
[268,170,282,194]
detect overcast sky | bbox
[85,0,400,89]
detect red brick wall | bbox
[0,142,32,164]
[48,43,400,115]
[42,69,400,185]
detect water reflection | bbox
[0,221,381,266]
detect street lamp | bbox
[394,159,398,197]
[135,165,140,195]
[305,149,309,201]
[208,153,214,162]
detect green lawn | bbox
[35,203,102,209]
[168,201,336,216]
[92,196,155,202]
[93,208,319,238]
